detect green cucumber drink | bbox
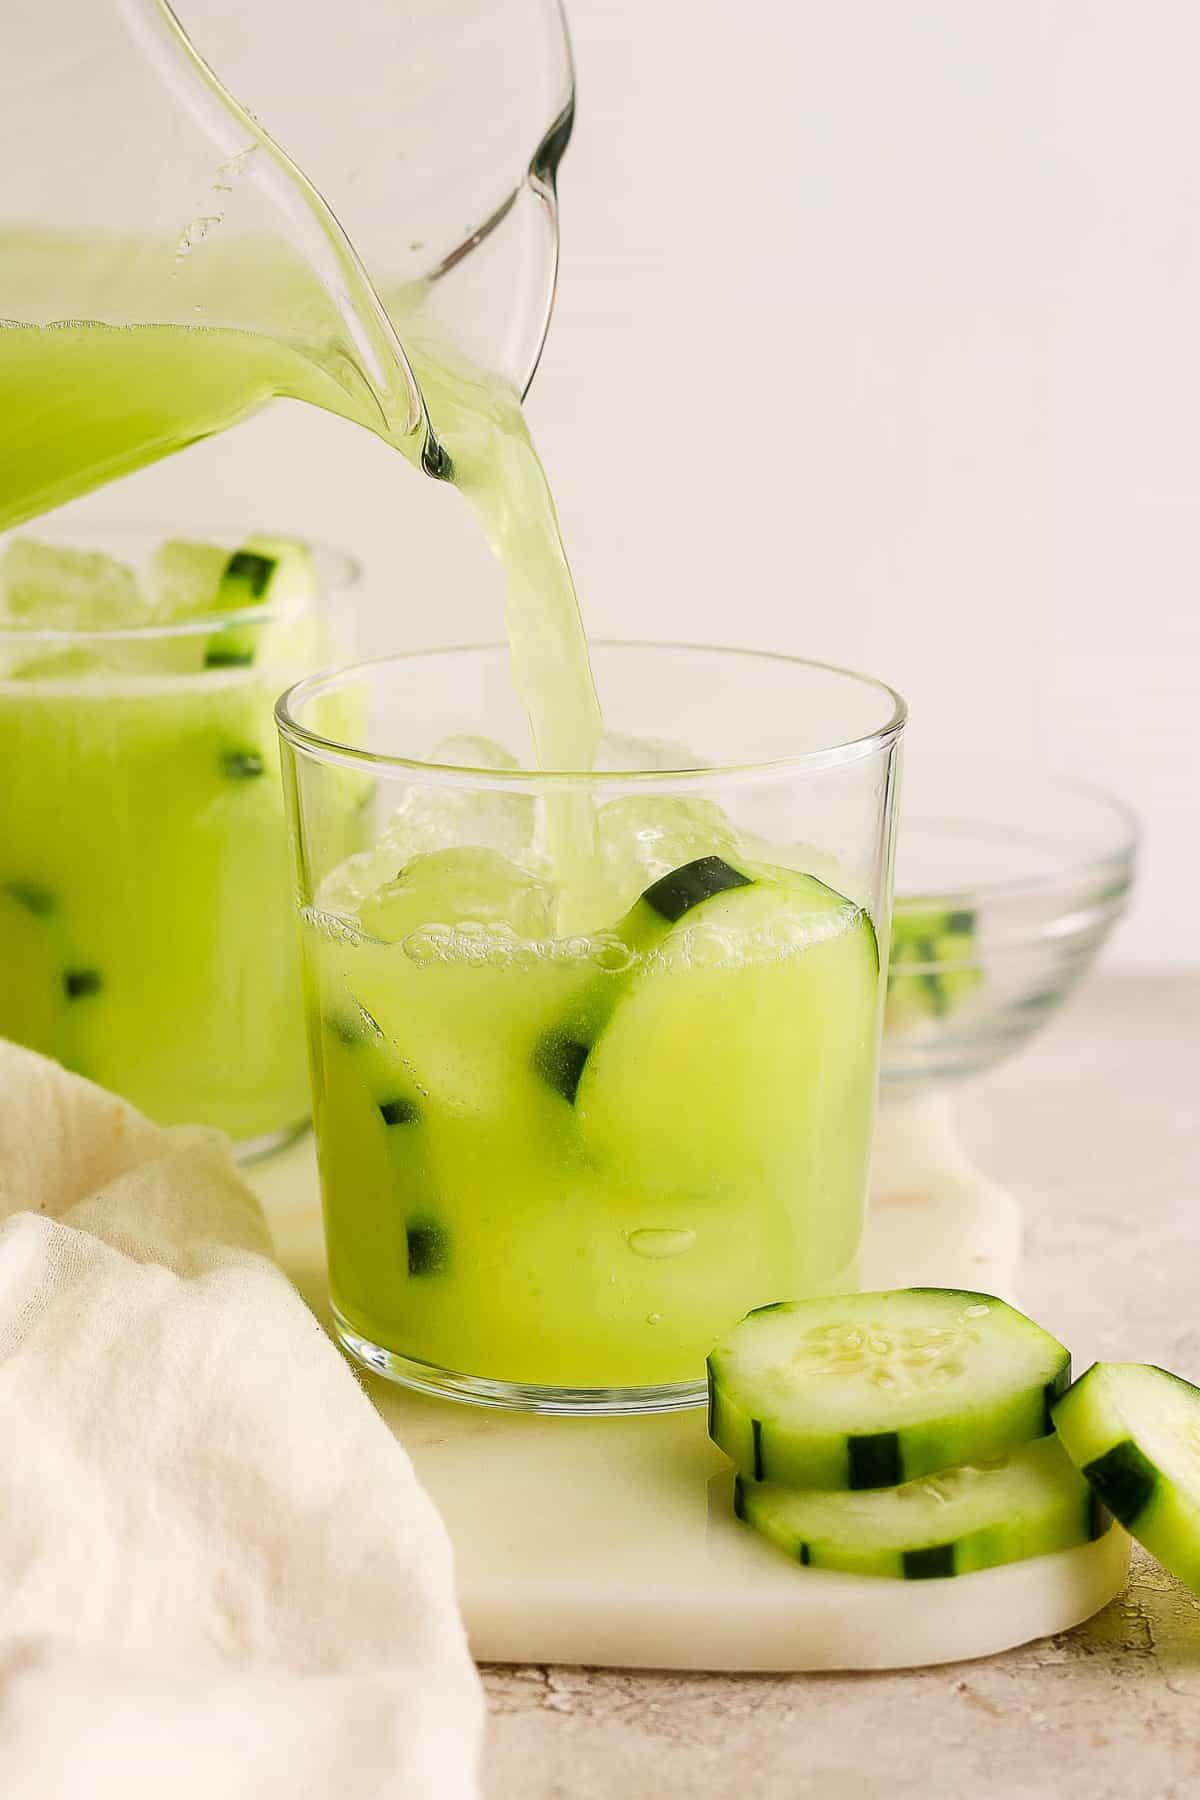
[0,531,352,1145]
[280,646,905,1407]
[3,242,903,1404]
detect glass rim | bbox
[275,641,908,786]
[0,522,360,643]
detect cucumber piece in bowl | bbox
[1053,1362,1200,1596]
[886,905,981,1031]
[709,1288,1070,1489]
[736,1435,1107,1579]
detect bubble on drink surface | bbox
[315,736,548,920]
[646,895,864,974]
[593,794,746,917]
[358,847,558,947]
[627,1228,697,1259]
[299,905,373,949]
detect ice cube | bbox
[432,735,523,772]
[150,539,230,620]
[314,737,533,921]
[372,735,538,867]
[0,539,150,631]
[357,847,558,946]
[744,836,872,909]
[593,794,746,917]
[598,730,708,773]
[314,846,402,919]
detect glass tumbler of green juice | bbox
[0,525,357,1154]
[277,644,906,1413]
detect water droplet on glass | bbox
[628,1228,697,1260]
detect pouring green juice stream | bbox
[0,301,602,894]
[0,264,887,1391]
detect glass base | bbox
[233,1116,310,1165]
[332,1308,707,1416]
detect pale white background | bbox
[62,1,1198,964]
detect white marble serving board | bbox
[249,1105,1128,1672]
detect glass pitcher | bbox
[0,0,575,528]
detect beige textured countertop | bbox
[482,970,1200,1800]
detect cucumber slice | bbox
[326,1003,427,1132]
[205,535,315,669]
[708,1288,1071,1489]
[320,1004,449,1284]
[736,1435,1107,1579]
[529,856,744,1105]
[542,858,879,1204]
[0,881,61,1055]
[151,539,230,620]
[887,906,981,1030]
[1052,1362,1200,1595]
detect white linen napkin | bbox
[0,1042,483,1799]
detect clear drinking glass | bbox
[277,644,906,1413]
[0,524,357,1154]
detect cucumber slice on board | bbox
[1053,1362,1200,1595]
[735,1435,1108,1580]
[709,1288,1071,1489]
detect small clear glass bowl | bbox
[882,759,1139,1089]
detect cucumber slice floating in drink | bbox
[147,534,317,668]
[1053,1362,1200,1596]
[708,1289,1071,1489]
[0,880,61,1056]
[326,1002,426,1129]
[318,1001,449,1303]
[205,535,316,669]
[544,858,879,1204]
[735,1435,1107,1580]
